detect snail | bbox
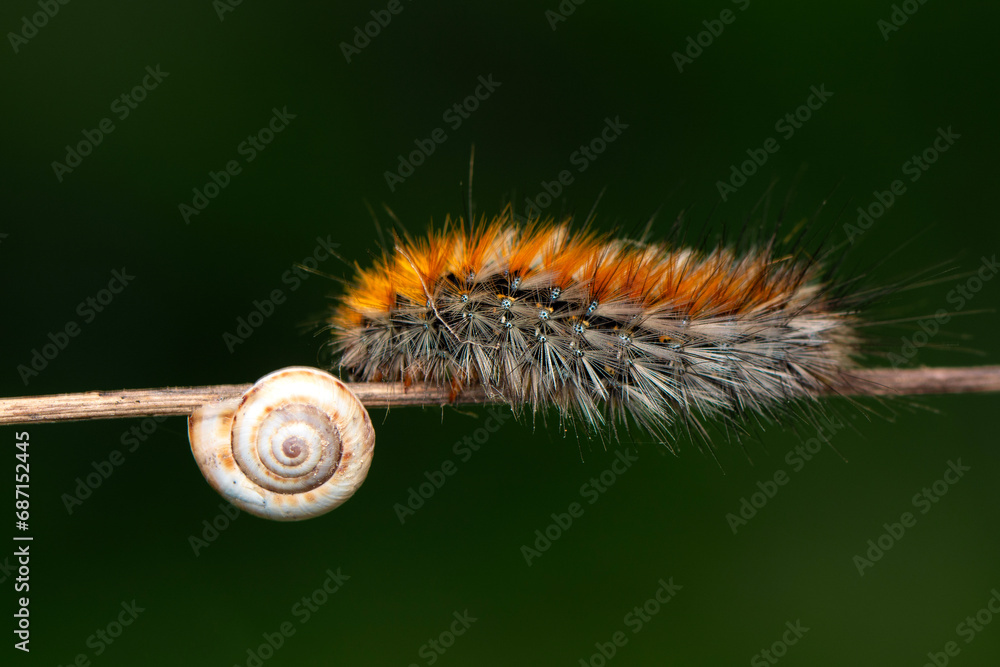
[188,366,375,521]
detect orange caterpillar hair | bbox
[329,205,866,443]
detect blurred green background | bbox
[2,0,999,665]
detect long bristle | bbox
[328,206,866,446]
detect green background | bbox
[2,0,999,665]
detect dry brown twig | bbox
[0,366,998,426]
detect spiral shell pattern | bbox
[189,367,375,521]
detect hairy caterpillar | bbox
[0,199,992,520]
[329,204,878,446]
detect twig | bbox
[0,382,493,425]
[0,366,997,426]
[831,365,1000,397]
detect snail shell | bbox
[188,366,375,521]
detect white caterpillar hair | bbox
[329,205,885,447]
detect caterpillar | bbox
[329,204,876,446]
[0,200,992,521]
